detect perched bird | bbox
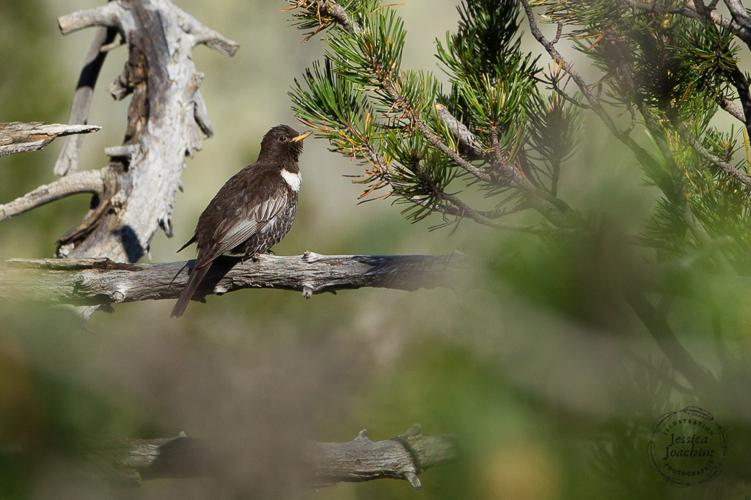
[171,124,311,317]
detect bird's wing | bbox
[197,174,289,265]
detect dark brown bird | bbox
[171,124,310,317]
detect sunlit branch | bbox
[0,169,105,222]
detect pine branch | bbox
[521,1,666,177]
[621,0,751,46]
[292,0,357,34]
[434,104,484,160]
[380,79,498,184]
[673,121,751,188]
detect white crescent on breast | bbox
[281,169,301,192]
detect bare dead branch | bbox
[193,90,214,137]
[98,426,455,487]
[0,122,100,157]
[0,170,105,222]
[174,5,240,56]
[55,0,238,263]
[0,253,462,306]
[54,27,118,176]
[57,2,124,35]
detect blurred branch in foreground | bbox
[0,253,462,306]
[104,426,455,488]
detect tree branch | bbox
[0,122,100,157]
[621,0,751,45]
[522,1,683,180]
[0,253,462,306]
[724,0,751,29]
[0,170,105,222]
[434,104,484,160]
[379,80,499,184]
[673,120,751,188]
[720,97,746,123]
[57,2,124,35]
[54,27,118,176]
[54,0,238,263]
[99,426,455,487]
[174,5,240,56]
[627,292,719,392]
[291,0,358,35]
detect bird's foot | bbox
[242,252,261,263]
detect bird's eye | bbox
[280,135,288,142]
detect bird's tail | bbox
[171,262,211,318]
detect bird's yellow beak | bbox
[291,131,312,143]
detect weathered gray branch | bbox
[174,5,240,56]
[0,169,105,222]
[0,122,100,157]
[101,426,455,487]
[54,27,118,176]
[0,253,461,306]
[57,2,124,35]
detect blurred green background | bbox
[1,1,750,499]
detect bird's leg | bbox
[241,246,261,262]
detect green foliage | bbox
[537,0,751,269]
[288,0,580,228]
[436,0,539,152]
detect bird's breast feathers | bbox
[280,169,301,192]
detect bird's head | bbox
[258,124,311,163]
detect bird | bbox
[171,124,311,317]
